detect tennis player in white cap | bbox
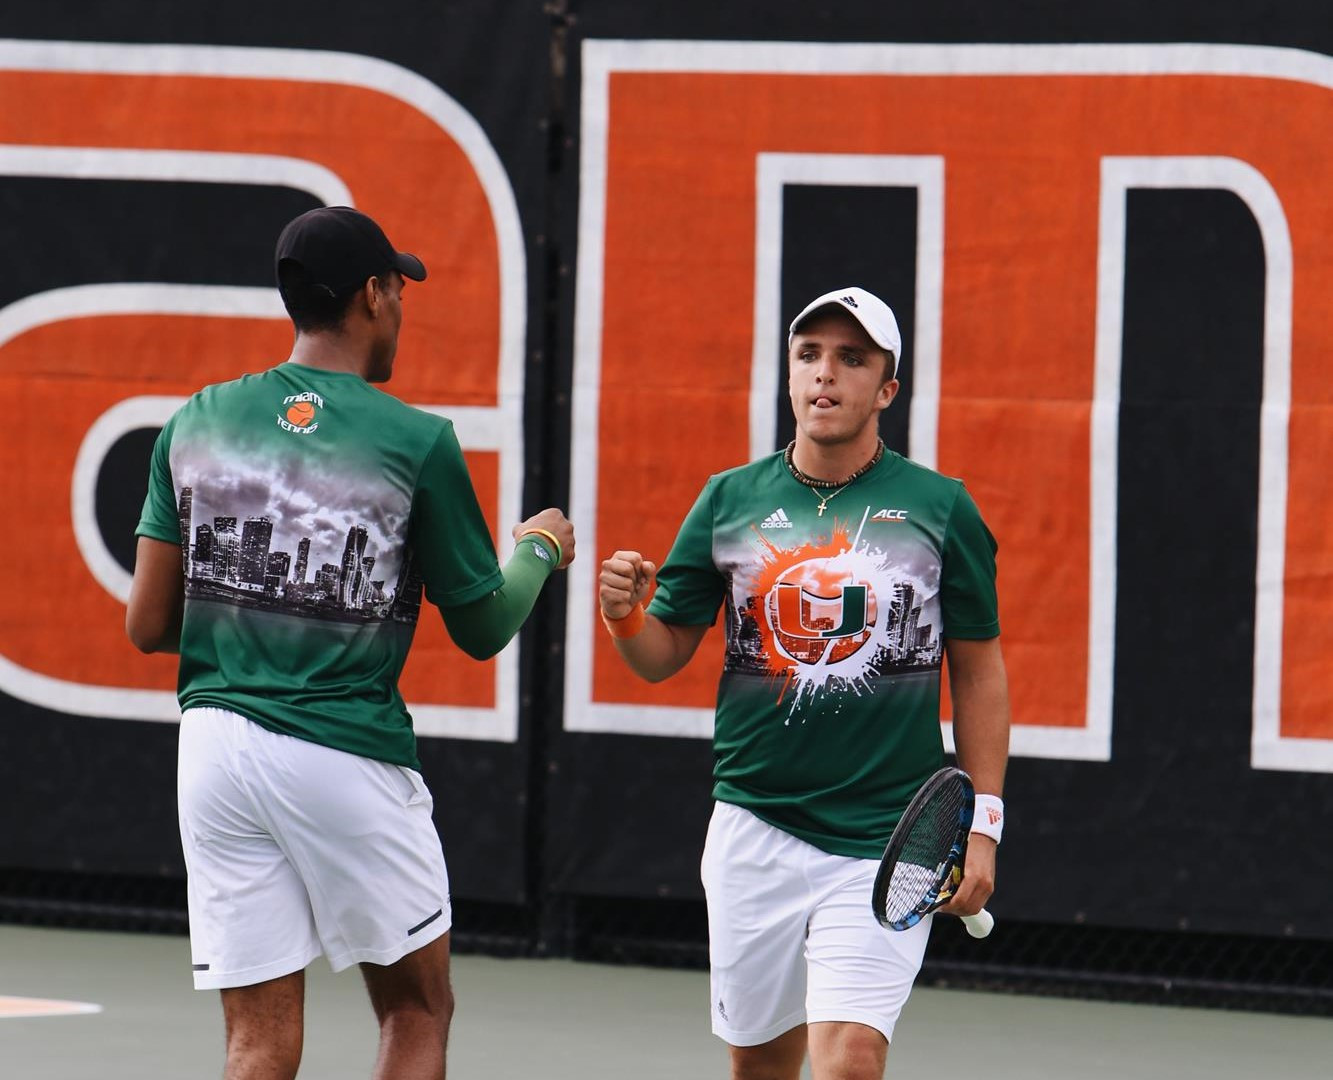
[598,286,1010,1079]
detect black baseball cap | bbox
[275,206,427,294]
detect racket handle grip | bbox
[961,909,994,939]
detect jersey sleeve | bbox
[939,483,1000,639]
[647,477,726,626]
[135,414,182,544]
[410,422,505,608]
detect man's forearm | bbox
[954,697,1009,796]
[126,537,185,654]
[946,637,1011,795]
[612,614,707,683]
[440,539,554,660]
[938,635,1008,916]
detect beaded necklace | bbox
[783,439,885,517]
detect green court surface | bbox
[1,924,1329,1078]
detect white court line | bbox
[0,995,103,1019]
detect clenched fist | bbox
[599,550,657,619]
[514,508,575,570]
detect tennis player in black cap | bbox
[127,206,573,1079]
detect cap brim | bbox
[394,252,428,282]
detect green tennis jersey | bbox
[649,449,999,858]
[136,362,504,769]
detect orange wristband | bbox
[602,602,646,639]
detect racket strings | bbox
[881,781,968,921]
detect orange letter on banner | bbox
[0,44,521,738]
[571,44,1333,767]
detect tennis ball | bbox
[287,401,316,426]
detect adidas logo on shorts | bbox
[760,508,794,529]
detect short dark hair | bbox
[277,258,361,334]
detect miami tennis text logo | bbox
[278,392,324,435]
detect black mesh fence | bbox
[0,869,187,937]
[5,870,1330,1017]
[920,915,1333,1015]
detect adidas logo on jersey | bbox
[760,508,794,529]
[871,508,909,522]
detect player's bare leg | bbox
[807,1021,888,1080]
[219,970,305,1080]
[360,932,453,1080]
[730,1024,807,1080]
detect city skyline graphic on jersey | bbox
[170,447,421,626]
[725,510,943,716]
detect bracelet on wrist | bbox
[971,793,1005,844]
[602,603,646,639]
[517,534,556,567]
[517,527,562,567]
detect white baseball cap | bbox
[787,286,902,376]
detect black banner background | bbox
[0,0,556,905]
[544,1,1333,939]
[0,1,1330,940]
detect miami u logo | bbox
[764,559,879,667]
[771,582,868,639]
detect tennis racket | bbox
[871,766,994,939]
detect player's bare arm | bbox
[126,536,185,654]
[599,550,708,682]
[939,635,1010,918]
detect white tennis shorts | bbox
[177,707,450,990]
[701,801,931,1046]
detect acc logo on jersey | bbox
[871,508,909,522]
[277,391,324,435]
[765,559,878,666]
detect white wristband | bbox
[971,794,1005,844]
